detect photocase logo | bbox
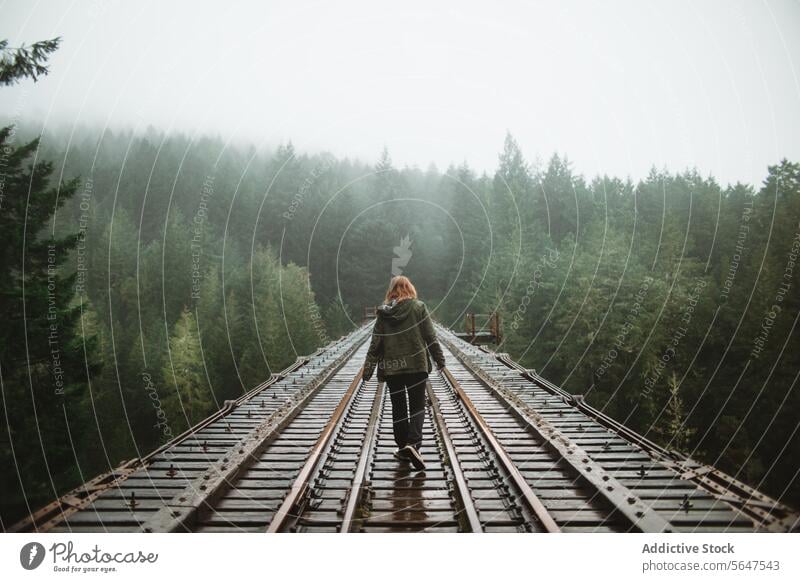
[391,235,413,276]
[20,542,46,570]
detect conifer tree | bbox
[162,307,212,429]
[0,37,99,525]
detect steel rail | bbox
[426,381,483,532]
[340,381,385,532]
[439,367,560,533]
[267,369,365,532]
[138,337,367,533]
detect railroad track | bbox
[11,322,798,533]
[435,325,798,533]
[276,356,553,532]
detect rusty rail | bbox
[439,366,560,533]
[426,381,483,532]
[340,380,385,532]
[267,370,365,532]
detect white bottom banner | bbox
[1,533,798,581]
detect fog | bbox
[1,0,799,185]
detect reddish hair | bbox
[385,275,417,304]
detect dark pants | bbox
[385,372,428,450]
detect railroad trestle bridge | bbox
[12,323,798,533]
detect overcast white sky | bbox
[1,0,799,186]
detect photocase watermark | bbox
[74,176,93,296]
[509,247,560,331]
[720,199,753,300]
[20,540,159,573]
[595,275,653,378]
[308,297,330,345]
[391,235,413,276]
[142,371,174,446]
[20,542,46,570]
[749,222,799,360]
[190,173,215,302]
[643,277,707,398]
[283,158,333,221]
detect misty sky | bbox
[1,0,799,186]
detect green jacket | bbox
[363,298,445,381]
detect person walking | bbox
[362,276,445,470]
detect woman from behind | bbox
[362,275,445,470]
